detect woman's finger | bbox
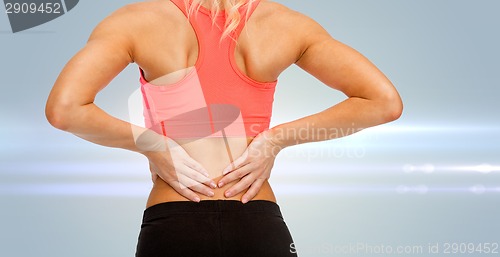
[218,163,253,188]
[166,174,202,202]
[241,177,267,204]
[223,171,256,198]
[183,156,210,177]
[176,172,214,197]
[181,165,217,189]
[186,179,215,197]
[222,150,249,175]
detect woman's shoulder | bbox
[108,1,193,24]
[88,0,186,40]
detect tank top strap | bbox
[170,0,189,16]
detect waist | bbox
[147,178,276,208]
[146,136,277,208]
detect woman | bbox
[45,0,403,256]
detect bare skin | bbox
[45,0,403,207]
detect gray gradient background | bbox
[1,1,499,256]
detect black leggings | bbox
[135,199,298,257]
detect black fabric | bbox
[135,199,298,257]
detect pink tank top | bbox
[139,0,277,140]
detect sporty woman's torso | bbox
[127,0,306,206]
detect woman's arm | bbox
[45,5,216,202]
[219,11,403,203]
[270,14,403,148]
[45,6,138,150]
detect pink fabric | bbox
[139,0,276,140]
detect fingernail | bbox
[222,167,230,175]
[208,191,214,197]
[218,181,224,188]
[210,181,217,189]
[225,191,232,197]
[203,171,210,177]
[194,197,200,202]
[242,197,248,204]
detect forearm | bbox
[269,96,400,149]
[47,102,164,154]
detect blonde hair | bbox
[186,0,256,40]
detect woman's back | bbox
[119,0,306,205]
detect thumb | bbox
[222,150,249,175]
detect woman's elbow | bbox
[45,98,72,131]
[380,91,403,123]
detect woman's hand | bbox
[218,130,283,204]
[143,137,217,202]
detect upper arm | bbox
[47,4,136,110]
[294,14,399,102]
